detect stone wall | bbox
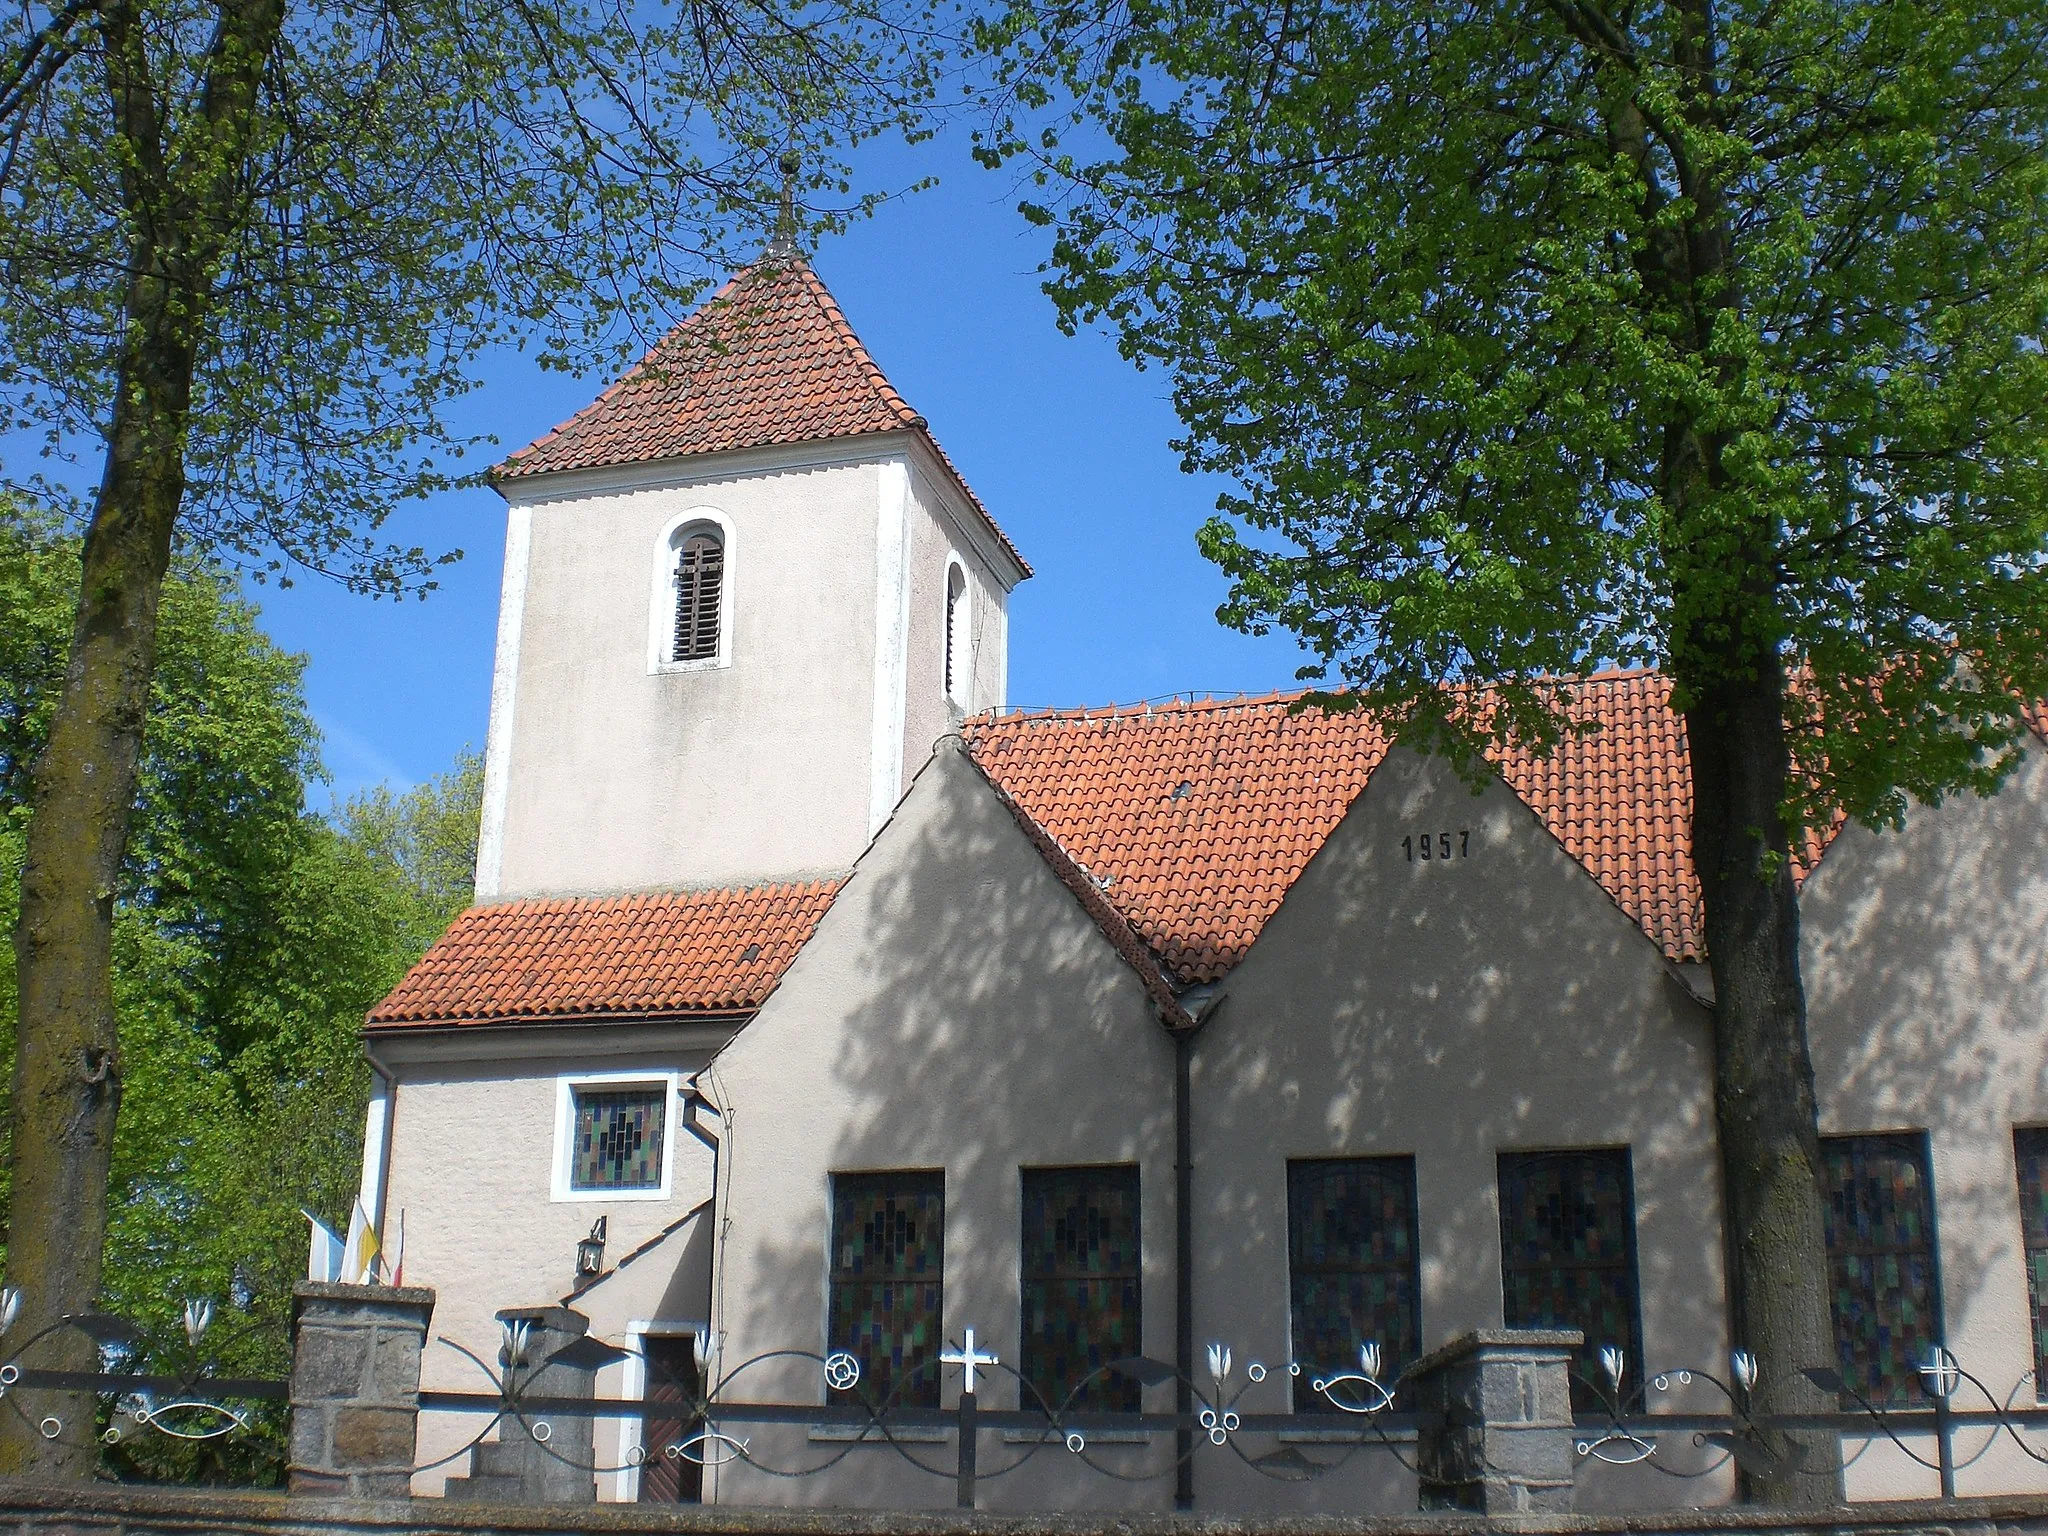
[3,1480,2048,1536]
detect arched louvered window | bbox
[944,561,968,704]
[672,531,724,663]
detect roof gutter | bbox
[362,1006,757,1037]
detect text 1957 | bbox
[1402,830,1471,862]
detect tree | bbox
[978,0,2048,1502]
[0,0,939,1474]
[2,505,483,1481]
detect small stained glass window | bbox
[1822,1132,1942,1404]
[1020,1165,1141,1413]
[1287,1157,1422,1411]
[570,1085,667,1191]
[1498,1148,1643,1410]
[828,1171,944,1408]
[2017,1130,2048,1399]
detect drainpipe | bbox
[1168,991,1223,1513]
[1173,1024,1196,1511]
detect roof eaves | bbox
[363,1005,758,1035]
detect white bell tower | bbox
[472,256,1029,901]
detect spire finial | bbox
[768,149,802,259]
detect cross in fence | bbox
[941,1327,999,1509]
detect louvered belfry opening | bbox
[672,531,724,662]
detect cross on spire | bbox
[941,1328,998,1395]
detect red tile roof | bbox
[366,881,840,1029]
[495,257,1029,576]
[964,671,1827,979]
[376,670,1979,1029]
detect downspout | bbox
[1168,991,1223,1513]
[1173,1023,1196,1511]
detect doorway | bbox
[636,1333,703,1503]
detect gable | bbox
[709,737,1176,1135]
[965,671,1832,975]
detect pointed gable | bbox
[495,256,1029,575]
[964,671,1833,980]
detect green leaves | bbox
[0,510,480,1483]
[980,0,2048,829]
[1,0,952,593]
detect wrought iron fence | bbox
[4,1284,2047,1508]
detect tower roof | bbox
[495,258,1029,576]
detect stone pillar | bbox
[288,1280,435,1499]
[472,1305,599,1505]
[1407,1327,1582,1514]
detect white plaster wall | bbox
[1802,735,2048,1500]
[1198,748,1732,1513]
[703,741,1177,1511]
[380,1047,719,1495]
[490,457,883,898]
[900,465,1008,788]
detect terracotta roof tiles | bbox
[495,258,1028,576]
[964,671,1826,979]
[372,672,1923,1029]
[366,881,840,1029]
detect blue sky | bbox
[249,127,1314,807]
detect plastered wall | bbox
[704,741,1177,1512]
[486,443,1015,901]
[378,1043,721,1495]
[1193,747,1731,1513]
[1802,735,2048,1499]
[489,457,884,898]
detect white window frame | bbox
[943,553,971,708]
[552,1069,683,1203]
[648,507,736,675]
[614,1317,711,1502]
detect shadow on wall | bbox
[1193,748,1732,1513]
[1801,742,2048,1482]
[702,741,1178,1510]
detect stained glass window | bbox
[1020,1165,1142,1413]
[2017,1130,2048,1399]
[1287,1157,1421,1411]
[1822,1133,1942,1404]
[569,1086,666,1190]
[827,1171,944,1408]
[1497,1148,1643,1410]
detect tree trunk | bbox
[0,275,192,1478]
[1685,668,1843,1505]
[0,0,286,1476]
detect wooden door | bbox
[637,1334,703,1503]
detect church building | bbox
[355,252,2048,1512]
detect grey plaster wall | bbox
[703,741,1178,1512]
[490,457,885,899]
[1801,735,2048,1500]
[1196,749,1731,1514]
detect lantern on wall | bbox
[574,1216,607,1287]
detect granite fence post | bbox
[442,1305,599,1505]
[288,1280,436,1499]
[1406,1327,1583,1514]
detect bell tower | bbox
[473,256,1030,901]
